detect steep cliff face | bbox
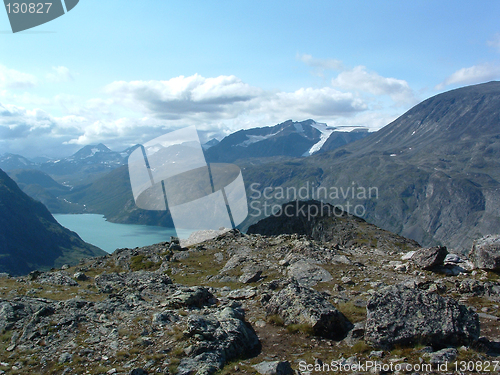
[0,168,105,276]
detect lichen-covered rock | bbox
[35,271,79,286]
[470,235,500,271]
[163,286,215,308]
[286,259,332,286]
[365,284,479,349]
[94,271,172,293]
[252,360,293,375]
[263,279,353,339]
[176,307,259,375]
[411,246,448,270]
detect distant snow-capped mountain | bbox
[204,119,369,163]
[0,153,36,171]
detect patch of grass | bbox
[337,301,367,323]
[266,314,284,327]
[130,255,160,271]
[286,323,314,335]
[168,357,180,375]
[351,341,372,354]
[0,330,12,351]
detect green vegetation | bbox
[266,314,284,326]
[130,254,160,271]
[286,323,314,335]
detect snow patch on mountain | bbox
[294,123,304,133]
[302,121,335,156]
[236,128,284,148]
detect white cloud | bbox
[46,66,73,83]
[1,71,404,158]
[436,63,500,90]
[297,53,344,71]
[331,66,416,105]
[0,65,37,89]
[259,87,366,117]
[105,74,264,119]
[104,74,368,125]
[487,33,500,52]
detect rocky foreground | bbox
[1,230,500,374]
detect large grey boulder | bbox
[470,235,500,271]
[164,286,215,308]
[411,246,448,270]
[176,307,259,375]
[263,280,353,340]
[365,284,479,349]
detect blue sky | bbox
[1,0,500,157]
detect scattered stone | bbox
[287,260,333,286]
[58,353,72,364]
[252,360,293,375]
[332,255,353,265]
[73,272,88,281]
[239,270,263,284]
[365,284,479,349]
[401,251,416,260]
[470,235,500,271]
[129,368,148,375]
[411,246,448,270]
[369,350,384,358]
[169,243,183,252]
[95,271,172,293]
[429,348,458,364]
[341,276,354,285]
[227,288,257,300]
[445,254,462,263]
[36,271,79,286]
[152,310,180,324]
[343,321,365,345]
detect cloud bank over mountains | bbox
[1,51,499,158]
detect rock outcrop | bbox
[411,246,448,270]
[365,284,480,349]
[262,280,353,340]
[470,235,500,271]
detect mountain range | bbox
[2,82,500,253]
[242,81,500,252]
[204,119,369,162]
[0,168,106,276]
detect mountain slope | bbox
[66,165,174,227]
[247,200,420,251]
[0,169,106,276]
[0,153,36,171]
[7,169,83,213]
[318,129,369,153]
[241,81,500,252]
[205,119,321,162]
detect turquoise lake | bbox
[53,214,191,254]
